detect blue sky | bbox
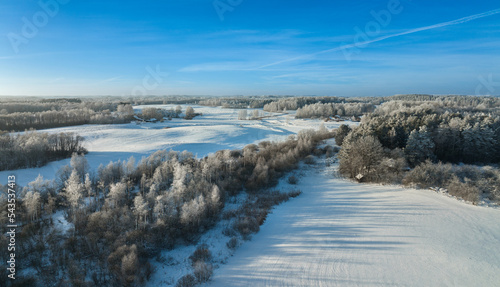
[1,0,499,97]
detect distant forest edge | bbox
[0,95,500,132]
[1,94,499,132]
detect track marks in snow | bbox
[207,163,500,287]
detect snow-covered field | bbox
[5,104,500,286]
[1,105,348,186]
[206,160,500,287]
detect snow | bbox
[4,104,500,286]
[0,105,352,187]
[147,192,250,286]
[206,160,500,287]
[52,210,71,235]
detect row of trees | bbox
[198,96,275,109]
[0,101,135,131]
[262,96,351,112]
[0,130,87,170]
[237,109,263,120]
[140,106,197,121]
[0,127,334,286]
[295,102,375,118]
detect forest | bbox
[335,95,500,204]
[0,127,333,286]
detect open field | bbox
[207,159,500,287]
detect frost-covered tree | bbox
[70,152,89,182]
[140,173,148,195]
[175,105,182,116]
[338,133,383,181]
[210,185,220,207]
[252,110,260,120]
[141,107,163,121]
[185,106,195,119]
[206,184,222,217]
[24,190,41,221]
[172,161,188,195]
[238,109,247,120]
[153,192,178,222]
[65,169,83,211]
[83,173,94,209]
[133,193,148,229]
[125,156,136,178]
[334,124,351,146]
[107,182,127,208]
[27,174,51,196]
[121,246,139,285]
[180,194,206,226]
[404,126,435,167]
[117,104,134,116]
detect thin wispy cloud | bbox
[257,8,500,69]
[179,62,255,72]
[100,76,121,83]
[1,1,498,96]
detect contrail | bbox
[257,8,500,69]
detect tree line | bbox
[295,102,375,118]
[0,98,135,132]
[0,130,87,171]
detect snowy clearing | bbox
[1,105,352,186]
[206,160,500,287]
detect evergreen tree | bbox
[404,126,435,167]
[334,124,351,146]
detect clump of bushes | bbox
[189,245,212,265]
[233,216,261,239]
[447,176,481,203]
[402,161,453,189]
[176,274,196,287]
[193,261,213,283]
[304,155,316,165]
[287,175,298,185]
[402,162,499,204]
[226,237,239,250]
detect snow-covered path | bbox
[207,165,500,287]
